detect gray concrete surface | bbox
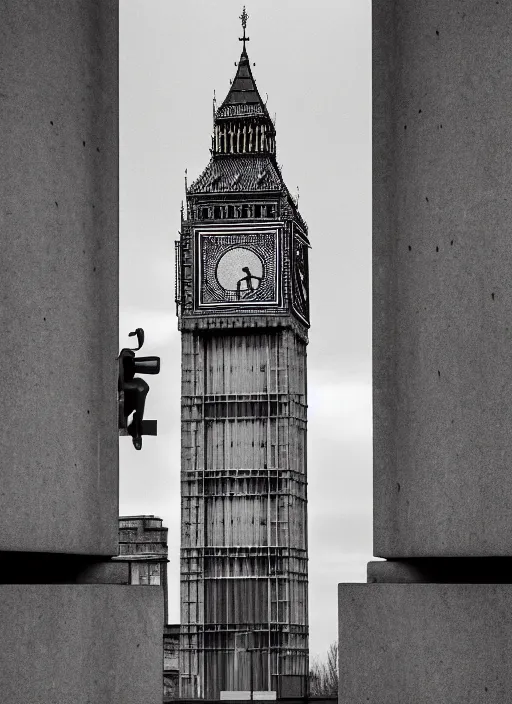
[0,0,119,554]
[339,583,512,703]
[0,584,163,703]
[373,0,512,556]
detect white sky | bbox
[119,0,371,660]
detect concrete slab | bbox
[339,583,512,703]
[373,0,512,556]
[0,584,163,704]
[0,0,119,554]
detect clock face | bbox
[216,247,263,300]
[196,227,280,309]
[292,235,309,323]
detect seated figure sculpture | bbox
[118,329,160,450]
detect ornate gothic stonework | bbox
[176,11,310,699]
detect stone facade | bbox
[164,624,180,701]
[116,515,169,623]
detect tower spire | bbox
[239,6,249,52]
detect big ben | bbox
[175,10,310,699]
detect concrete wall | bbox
[339,583,512,703]
[0,0,119,554]
[373,0,512,557]
[339,2,512,701]
[0,3,166,700]
[0,584,163,704]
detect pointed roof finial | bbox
[239,6,249,52]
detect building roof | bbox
[216,49,270,121]
[188,155,282,194]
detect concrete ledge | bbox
[0,584,163,704]
[339,583,512,703]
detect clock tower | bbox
[176,10,310,699]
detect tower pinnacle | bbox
[239,6,249,52]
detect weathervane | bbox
[239,6,249,51]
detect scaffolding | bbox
[180,329,308,699]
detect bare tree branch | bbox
[309,641,338,696]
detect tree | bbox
[309,640,338,696]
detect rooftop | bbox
[189,155,282,194]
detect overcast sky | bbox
[119,0,371,660]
